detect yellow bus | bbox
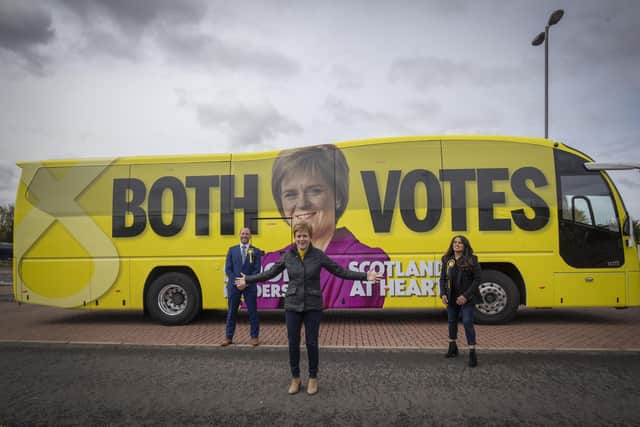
[13,135,640,324]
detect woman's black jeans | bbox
[446,302,477,345]
[285,310,323,378]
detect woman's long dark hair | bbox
[443,235,475,269]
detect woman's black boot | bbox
[445,341,458,358]
[469,349,478,367]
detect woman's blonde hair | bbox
[271,144,349,220]
[293,221,313,238]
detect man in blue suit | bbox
[222,227,262,346]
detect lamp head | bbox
[548,9,564,26]
[531,32,546,46]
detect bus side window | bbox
[555,149,624,268]
[570,196,594,226]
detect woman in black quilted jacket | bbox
[236,221,382,395]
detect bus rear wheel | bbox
[474,270,519,324]
[146,272,201,325]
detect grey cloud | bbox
[605,170,640,218]
[330,65,364,91]
[618,177,640,188]
[59,0,206,36]
[57,0,298,76]
[0,48,51,76]
[388,56,523,90]
[440,112,503,134]
[196,103,302,147]
[323,95,396,126]
[0,1,55,50]
[587,132,640,161]
[80,30,141,61]
[157,30,299,77]
[58,0,207,61]
[407,100,442,118]
[322,95,420,136]
[175,89,189,107]
[560,1,640,72]
[0,0,55,74]
[610,140,640,156]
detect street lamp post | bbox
[531,9,564,139]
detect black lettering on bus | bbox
[148,176,187,237]
[185,175,220,236]
[112,178,147,237]
[440,169,476,231]
[399,169,442,232]
[112,168,551,238]
[477,168,511,231]
[361,170,401,233]
[220,174,259,235]
[510,166,550,231]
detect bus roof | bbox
[16,135,570,168]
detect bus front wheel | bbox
[474,270,519,324]
[146,272,201,325]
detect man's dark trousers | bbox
[225,242,261,340]
[226,284,259,339]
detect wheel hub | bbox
[485,293,497,304]
[157,284,188,316]
[476,282,507,315]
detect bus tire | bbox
[146,272,201,325]
[474,270,519,324]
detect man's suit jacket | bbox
[225,244,262,284]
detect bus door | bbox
[553,149,626,307]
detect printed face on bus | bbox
[280,171,336,242]
[294,230,311,251]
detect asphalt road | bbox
[1,343,638,426]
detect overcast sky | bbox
[1,0,639,220]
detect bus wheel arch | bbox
[144,267,202,325]
[474,264,524,324]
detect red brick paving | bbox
[2,285,640,350]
